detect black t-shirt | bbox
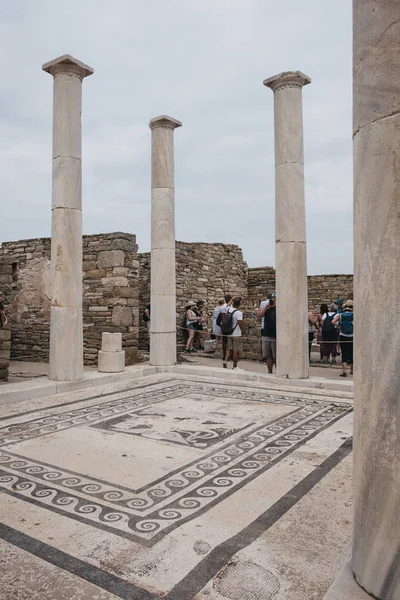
[262,306,276,338]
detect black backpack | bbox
[220,309,237,336]
[322,313,336,336]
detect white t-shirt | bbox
[260,299,269,330]
[227,306,243,337]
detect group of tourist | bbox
[147,292,353,377]
[308,298,354,377]
[184,295,246,371]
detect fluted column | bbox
[352,1,400,598]
[149,115,182,366]
[264,71,311,379]
[42,54,93,381]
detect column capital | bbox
[42,54,94,80]
[263,71,311,93]
[149,115,182,131]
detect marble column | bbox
[352,1,400,598]
[42,55,94,381]
[149,115,182,366]
[264,72,311,379]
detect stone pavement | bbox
[0,371,353,599]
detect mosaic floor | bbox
[0,373,354,599]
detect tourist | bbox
[184,301,200,353]
[333,299,354,377]
[223,296,245,370]
[256,293,269,360]
[194,299,206,350]
[321,303,339,364]
[335,297,344,313]
[143,304,151,351]
[258,292,276,373]
[308,310,317,360]
[212,298,225,349]
[219,294,233,364]
[315,303,329,361]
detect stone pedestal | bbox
[43,55,93,382]
[352,1,400,598]
[264,71,311,379]
[149,115,182,367]
[98,333,125,373]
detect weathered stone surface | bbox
[150,115,181,367]
[98,349,125,372]
[352,2,400,597]
[112,306,133,327]
[97,250,125,269]
[265,71,310,379]
[101,332,122,352]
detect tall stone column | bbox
[352,1,400,598]
[149,115,182,366]
[42,55,94,381]
[264,72,311,379]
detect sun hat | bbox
[185,300,196,309]
[344,299,353,308]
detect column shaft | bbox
[352,2,400,598]
[264,72,311,379]
[149,116,182,366]
[43,55,93,381]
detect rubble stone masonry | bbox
[0,231,353,379]
[0,233,139,376]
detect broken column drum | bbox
[149,115,182,366]
[264,71,311,379]
[42,55,94,381]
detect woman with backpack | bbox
[321,303,339,364]
[333,299,354,377]
[184,301,201,353]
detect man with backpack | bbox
[222,297,246,370]
[321,303,339,364]
[217,294,232,366]
[257,292,276,373]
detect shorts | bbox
[339,335,353,364]
[187,323,197,331]
[262,337,276,361]
[227,336,243,352]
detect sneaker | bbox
[232,367,244,371]
[262,359,267,365]
[222,362,227,368]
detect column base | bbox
[324,562,375,599]
[98,350,125,373]
[150,332,176,366]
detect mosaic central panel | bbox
[0,379,352,546]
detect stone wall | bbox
[0,233,139,369]
[0,230,354,379]
[138,242,248,350]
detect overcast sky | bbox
[0,0,352,274]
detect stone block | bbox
[112,306,133,326]
[101,332,122,352]
[124,346,138,365]
[97,250,125,269]
[98,350,125,373]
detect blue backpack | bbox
[340,311,353,335]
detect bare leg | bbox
[233,350,239,368]
[267,358,273,374]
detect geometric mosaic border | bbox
[0,380,352,546]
